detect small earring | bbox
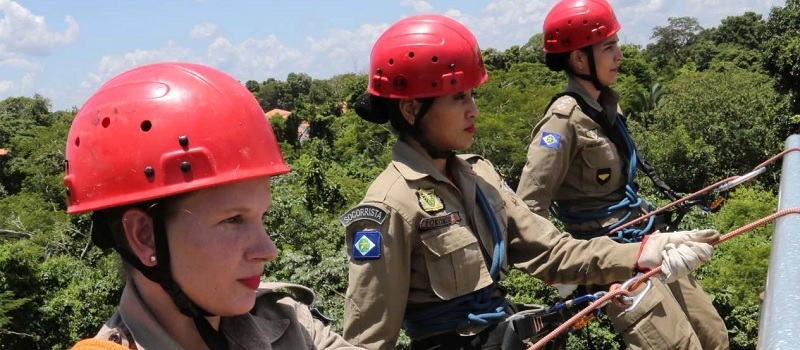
[149,255,157,263]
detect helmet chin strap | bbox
[113,208,230,350]
[574,49,605,91]
[408,99,454,159]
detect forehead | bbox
[597,34,620,46]
[171,177,272,210]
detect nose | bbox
[469,96,479,119]
[249,224,279,262]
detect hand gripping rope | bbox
[526,146,800,350]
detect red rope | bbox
[528,207,800,350]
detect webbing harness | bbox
[546,92,667,242]
[403,184,507,337]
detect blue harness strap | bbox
[403,184,508,337]
[550,114,655,243]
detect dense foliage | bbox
[2,2,800,348]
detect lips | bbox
[237,275,262,290]
[465,124,475,133]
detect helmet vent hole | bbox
[389,59,394,65]
[567,20,572,25]
[408,51,415,58]
[432,56,438,63]
[583,20,588,25]
[432,81,438,87]
[74,137,80,147]
[450,78,456,85]
[141,120,152,132]
[101,117,110,128]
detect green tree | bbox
[638,70,791,192]
[647,17,704,71]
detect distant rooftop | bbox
[264,108,292,119]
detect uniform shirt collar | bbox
[566,75,621,122]
[117,282,284,350]
[392,140,457,184]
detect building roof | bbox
[264,108,292,119]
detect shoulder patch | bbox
[539,131,561,150]
[339,204,388,227]
[352,230,381,259]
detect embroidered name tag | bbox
[339,205,388,227]
[540,132,561,150]
[352,230,381,259]
[419,212,462,231]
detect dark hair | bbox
[545,47,592,75]
[354,92,434,139]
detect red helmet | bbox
[64,62,289,214]
[368,14,487,99]
[543,0,621,53]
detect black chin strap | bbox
[112,208,229,350]
[408,99,454,159]
[574,49,604,91]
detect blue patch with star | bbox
[352,230,381,259]
[539,132,561,150]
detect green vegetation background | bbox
[3,2,800,348]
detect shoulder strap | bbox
[546,92,679,201]
[257,282,316,305]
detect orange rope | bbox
[607,146,800,236]
[527,207,800,350]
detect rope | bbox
[527,206,800,350]
[550,115,656,243]
[403,184,507,337]
[606,146,800,237]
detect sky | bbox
[0,0,788,111]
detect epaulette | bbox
[258,282,316,305]
[548,95,579,117]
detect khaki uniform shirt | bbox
[517,77,647,233]
[341,140,639,349]
[89,281,361,350]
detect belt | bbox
[409,310,567,350]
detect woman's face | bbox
[591,34,624,86]
[165,177,278,316]
[418,89,479,151]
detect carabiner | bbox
[618,274,653,313]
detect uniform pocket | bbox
[420,226,493,300]
[580,141,622,194]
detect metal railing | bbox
[758,134,800,349]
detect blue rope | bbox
[550,115,655,243]
[403,184,507,337]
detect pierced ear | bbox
[121,208,157,267]
[398,98,420,125]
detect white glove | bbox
[553,283,578,298]
[637,229,719,272]
[660,241,714,282]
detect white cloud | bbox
[0,79,14,92]
[400,0,434,13]
[190,22,219,39]
[301,23,386,77]
[0,0,79,56]
[83,41,199,88]
[206,34,306,81]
